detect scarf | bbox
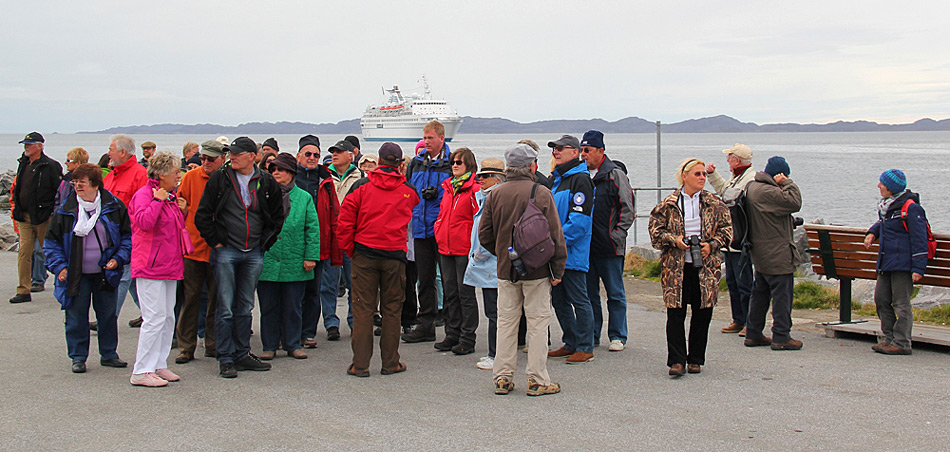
[74,191,102,237]
[450,172,472,193]
[280,182,294,216]
[732,164,751,178]
[878,189,908,219]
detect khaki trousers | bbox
[177,258,217,355]
[494,278,553,386]
[350,253,406,373]
[16,215,50,294]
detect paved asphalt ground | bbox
[1,251,947,451]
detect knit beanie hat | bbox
[879,169,906,194]
[764,156,790,177]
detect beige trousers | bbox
[494,278,553,386]
[16,215,50,295]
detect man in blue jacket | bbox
[864,169,928,355]
[401,120,453,343]
[546,135,596,364]
[581,130,634,352]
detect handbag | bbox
[92,227,115,292]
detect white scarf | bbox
[877,189,908,219]
[73,191,102,237]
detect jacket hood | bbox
[368,166,407,191]
[886,190,920,213]
[414,144,451,162]
[754,171,779,186]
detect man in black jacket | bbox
[580,130,634,352]
[11,132,62,304]
[195,137,285,378]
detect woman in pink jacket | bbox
[129,152,187,387]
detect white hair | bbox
[110,134,136,156]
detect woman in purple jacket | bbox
[129,152,188,387]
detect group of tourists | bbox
[9,122,927,394]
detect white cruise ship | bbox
[360,77,463,142]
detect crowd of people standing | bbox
[9,122,927,394]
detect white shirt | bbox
[681,189,702,263]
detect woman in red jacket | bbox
[433,148,481,355]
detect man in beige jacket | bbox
[706,144,756,335]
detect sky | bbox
[2,1,949,133]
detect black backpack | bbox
[722,186,750,253]
[511,183,557,278]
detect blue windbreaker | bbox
[406,144,452,239]
[551,158,594,272]
[868,190,929,275]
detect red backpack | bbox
[900,199,937,260]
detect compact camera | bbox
[421,186,438,200]
[686,235,703,268]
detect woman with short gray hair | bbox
[129,151,189,387]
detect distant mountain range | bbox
[81,115,950,135]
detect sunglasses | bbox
[330,149,350,154]
[65,158,77,163]
[199,155,219,162]
[451,160,465,166]
[553,146,575,152]
[303,151,319,158]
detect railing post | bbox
[656,121,662,204]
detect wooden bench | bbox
[804,223,950,324]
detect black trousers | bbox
[440,254,479,347]
[414,237,446,333]
[747,272,794,343]
[402,261,418,328]
[666,265,713,367]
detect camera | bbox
[793,216,804,229]
[421,186,438,200]
[686,235,703,268]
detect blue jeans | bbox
[212,246,264,363]
[257,280,306,352]
[65,273,119,361]
[32,238,47,286]
[587,255,628,345]
[551,269,594,353]
[115,265,140,316]
[314,261,341,332]
[724,251,754,327]
[300,261,325,340]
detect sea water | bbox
[2,131,948,246]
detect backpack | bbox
[511,183,557,279]
[722,186,750,253]
[900,199,937,260]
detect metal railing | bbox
[631,187,677,245]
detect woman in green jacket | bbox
[257,153,320,360]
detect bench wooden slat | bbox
[805,223,950,241]
[812,266,950,287]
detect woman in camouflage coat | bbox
[649,158,732,377]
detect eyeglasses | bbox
[70,180,90,187]
[580,148,593,154]
[451,160,464,166]
[330,149,350,155]
[199,155,219,162]
[553,146,575,152]
[303,151,319,158]
[65,158,76,163]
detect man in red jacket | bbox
[104,134,148,322]
[338,142,420,377]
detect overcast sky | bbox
[2,1,948,133]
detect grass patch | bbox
[624,254,661,281]
[719,277,728,292]
[792,281,840,310]
[914,304,950,325]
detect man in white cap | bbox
[706,144,756,336]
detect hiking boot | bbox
[128,316,143,328]
[744,336,772,347]
[235,353,271,371]
[258,351,276,360]
[526,378,560,396]
[494,376,514,395]
[451,344,474,355]
[402,326,436,343]
[547,347,573,358]
[327,326,341,341]
[871,342,888,353]
[565,351,594,364]
[770,339,803,351]
[669,363,685,376]
[9,294,31,304]
[434,339,458,351]
[174,351,194,364]
[219,362,237,378]
[30,283,44,293]
[71,360,86,374]
[687,364,702,374]
[877,344,912,355]
[721,323,743,334]
[738,327,747,337]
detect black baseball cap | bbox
[18,132,44,144]
[226,137,257,154]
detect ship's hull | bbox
[360,116,462,142]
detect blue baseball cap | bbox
[581,130,605,149]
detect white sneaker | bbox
[608,340,625,352]
[476,357,494,370]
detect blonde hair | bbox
[423,120,445,137]
[675,158,705,185]
[182,142,199,157]
[67,147,89,164]
[147,151,180,179]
